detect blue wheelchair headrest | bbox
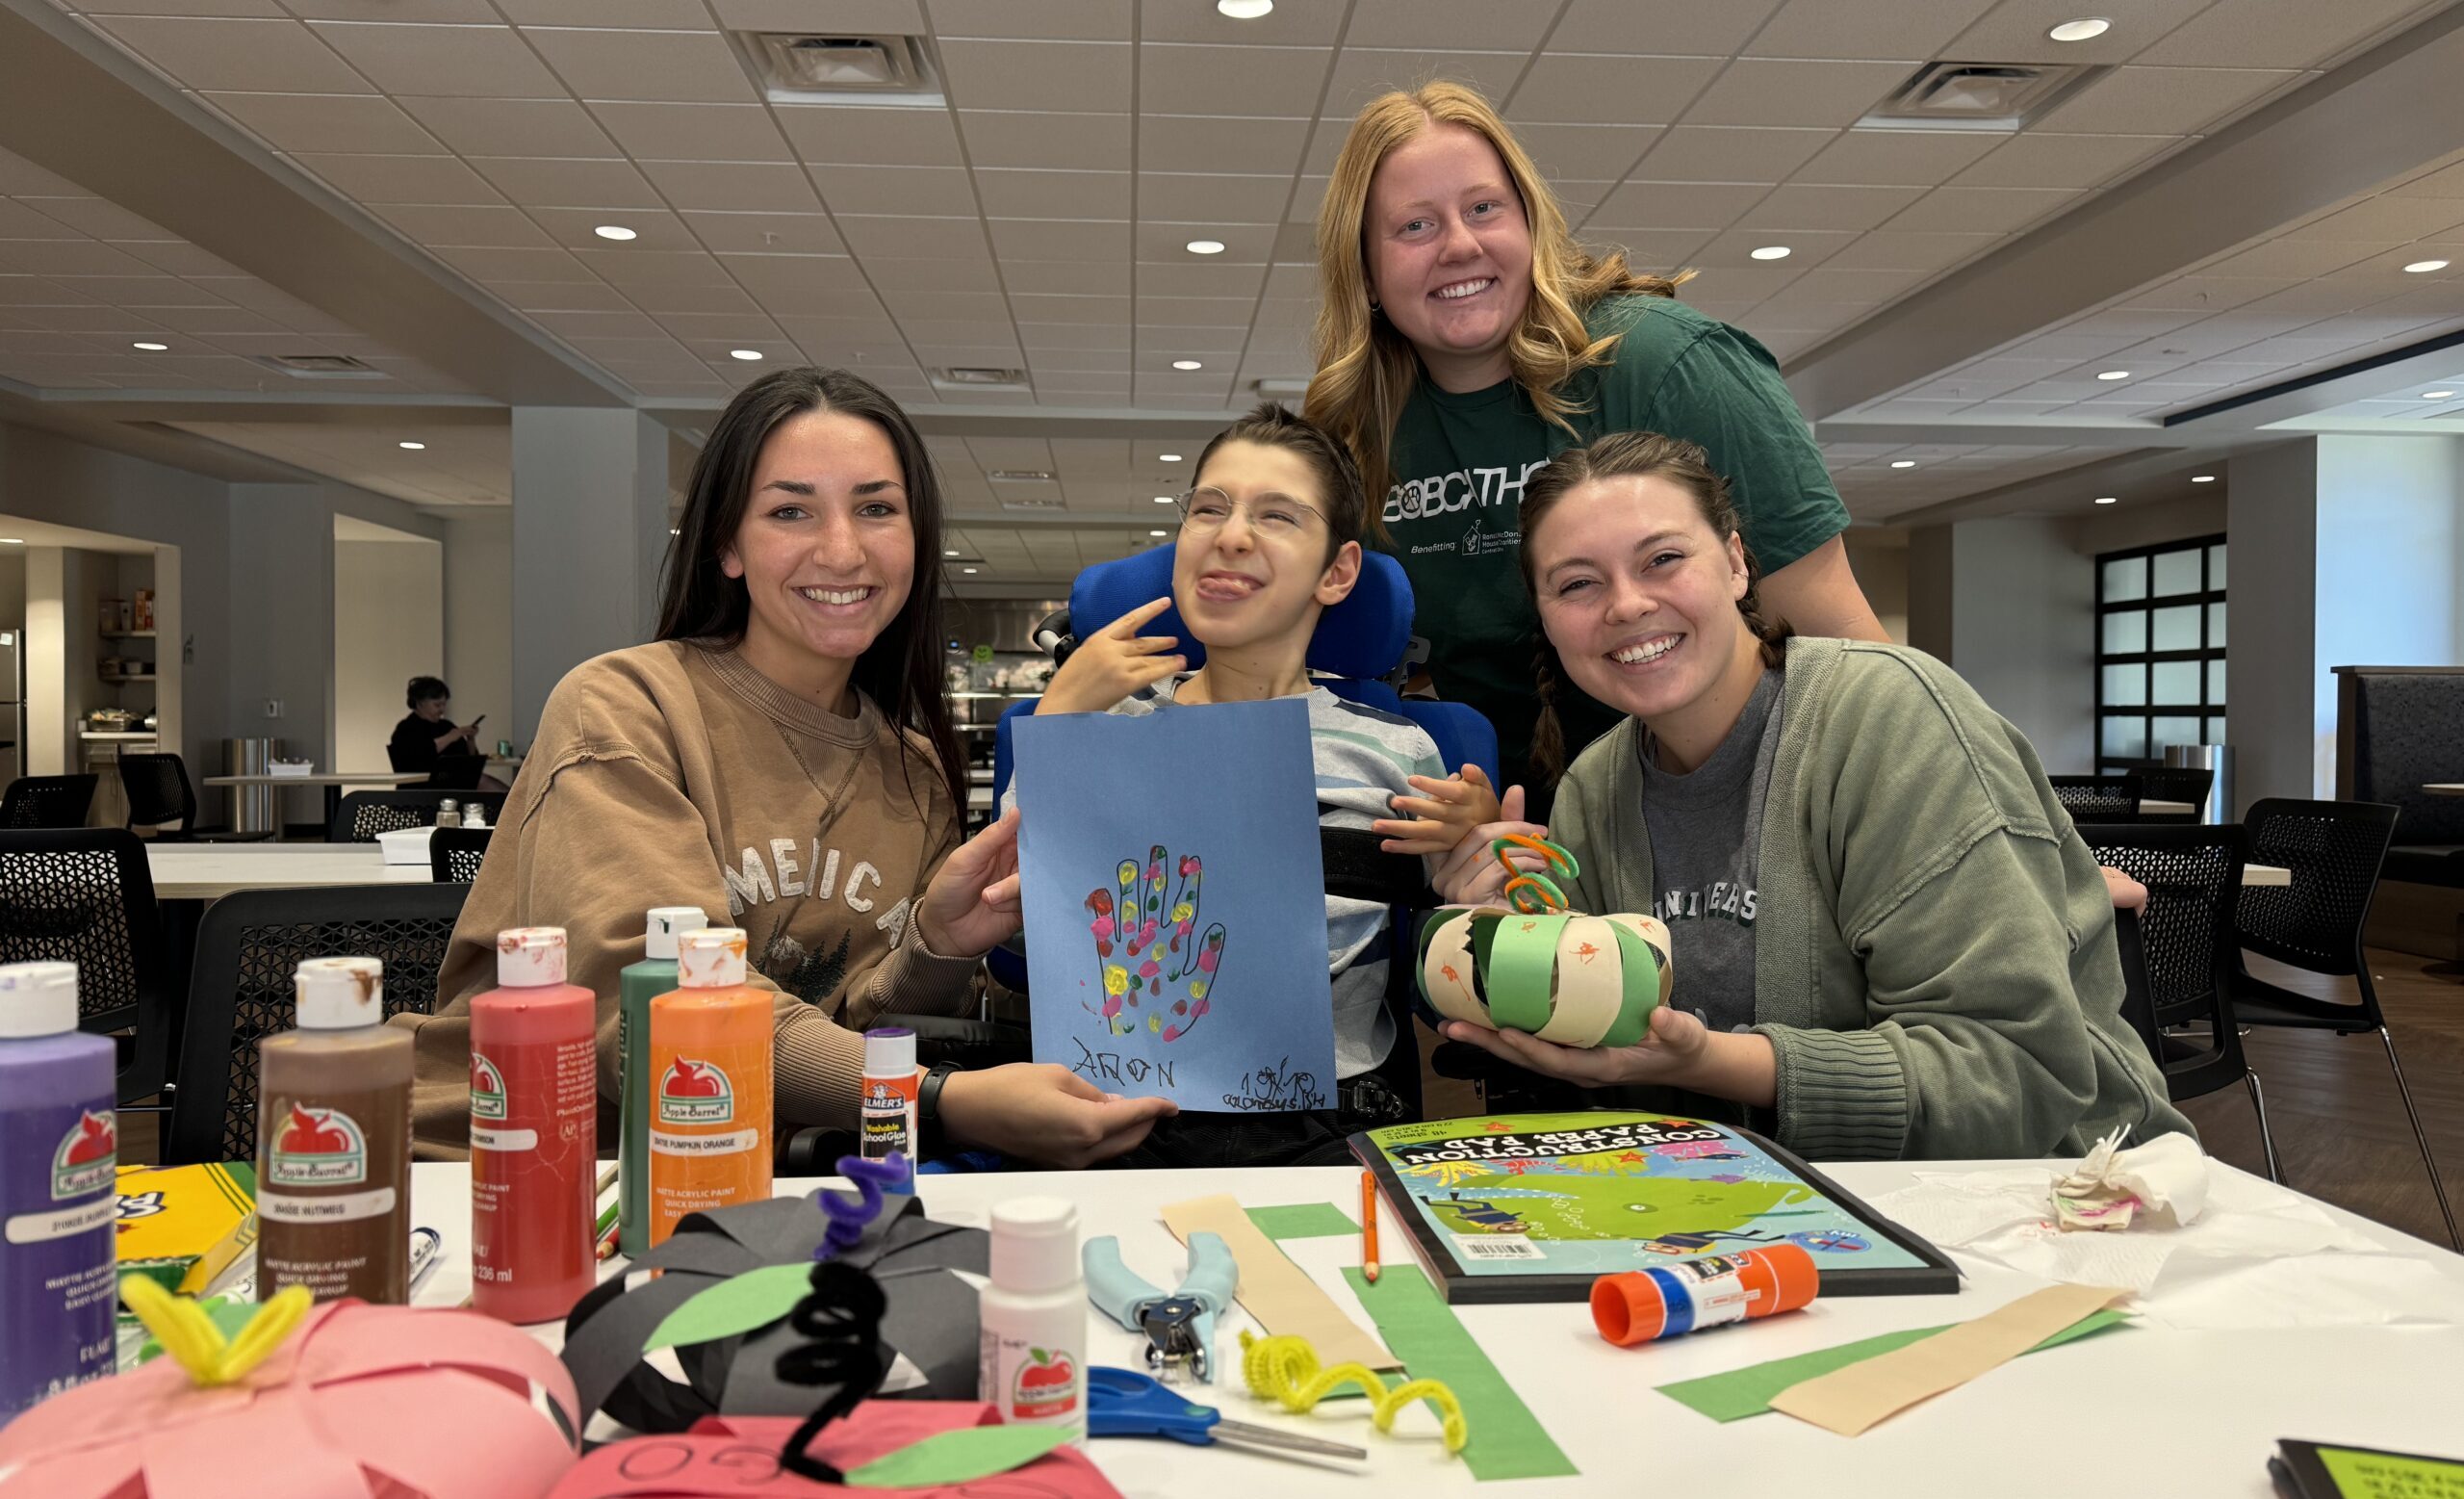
[1065,542,1413,682]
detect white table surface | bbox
[2243,864,2289,887]
[2425,784,2464,797]
[201,770,427,788]
[144,840,434,899]
[406,1161,2464,1497]
[2139,799,2198,815]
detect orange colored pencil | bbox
[1360,1170,1380,1284]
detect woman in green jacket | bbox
[1434,431,2189,1161]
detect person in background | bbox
[403,366,1173,1168]
[390,676,501,788]
[1433,432,2189,1160]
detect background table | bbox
[407,1160,2464,1496]
[203,769,427,828]
[2425,784,2464,797]
[144,840,432,900]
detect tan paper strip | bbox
[1767,1283,2128,1436]
[1161,1193,1400,1371]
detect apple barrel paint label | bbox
[656,1058,734,1124]
[2,1097,119,1419]
[268,1103,369,1187]
[469,1052,508,1122]
[1010,1347,1079,1420]
[51,1110,116,1201]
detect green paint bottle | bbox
[617,905,706,1257]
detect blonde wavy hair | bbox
[1302,82,1687,517]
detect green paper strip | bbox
[643,1261,813,1355]
[847,1424,1071,1488]
[1246,1202,1359,1241]
[1485,913,1570,1033]
[1656,1307,2133,1423]
[1599,921,1660,1048]
[1343,1264,1577,1483]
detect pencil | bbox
[1360,1169,1380,1284]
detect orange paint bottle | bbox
[645,928,772,1247]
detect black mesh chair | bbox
[0,829,176,1102]
[2126,766,2214,825]
[2,774,99,830]
[328,789,507,842]
[2079,823,2277,1180]
[2049,775,2140,823]
[430,826,492,883]
[162,883,468,1166]
[117,753,268,842]
[2228,797,2456,1248]
[388,742,486,791]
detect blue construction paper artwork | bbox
[1014,697,1337,1113]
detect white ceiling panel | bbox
[1323,49,1531,119]
[1504,53,1723,125]
[396,95,622,157]
[201,90,439,154]
[290,152,502,203]
[1683,59,1914,129]
[972,169,1130,220]
[638,160,821,214]
[952,110,1127,172]
[2033,66,2301,137]
[308,22,562,97]
[590,102,791,162]
[1748,0,1996,60]
[1635,125,1835,183]
[525,27,758,104]
[938,39,1130,113]
[1137,114,1309,176]
[1137,43,1329,118]
[808,163,979,217]
[89,14,372,92]
[1136,171,1293,225]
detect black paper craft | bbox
[560,1190,989,1434]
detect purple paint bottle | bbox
[0,961,118,1425]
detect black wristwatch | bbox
[917,1061,962,1145]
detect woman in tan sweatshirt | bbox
[407,367,1175,1166]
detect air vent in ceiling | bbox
[933,366,1029,391]
[988,469,1055,482]
[1861,61,2107,132]
[997,497,1065,512]
[732,32,942,106]
[250,353,385,380]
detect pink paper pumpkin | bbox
[0,1301,581,1499]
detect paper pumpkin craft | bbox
[545,1407,1124,1499]
[0,1290,579,1499]
[561,1188,990,1434]
[1417,838,1673,1048]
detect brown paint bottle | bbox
[256,955,414,1304]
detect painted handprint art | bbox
[1085,844,1226,1040]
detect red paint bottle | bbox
[469,926,599,1324]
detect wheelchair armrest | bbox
[905,1013,1033,1071]
[774,1125,860,1176]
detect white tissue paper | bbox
[1866,1136,2464,1331]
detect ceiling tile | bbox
[1324,49,1529,118]
[1591,227,1716,267]
[1134,220,1272,261]
[491,278,637,309]
[999,259,1125,296]
[955,110,1129,172]
[522,27,758,103]
[973,169,1130,220]
[1135,171,1293,225]
[1346,0,1551,50]
[1684,59,1913,128]
[0,202,83,240]
[1587,179,1772,229]
[1137,43,1329,117]
[1506,54,1724,124]
[1939,0,2211,65]
[14,197,171,239]
[589,101,791,162]
[1547,0,1779,55]
[1006,293,1128,323]
[58,273,234,307]
[526,203,695,249]
[2195,238,2382,279]
[2284,194,2464,243]
[469,156,663,208]
[988,218,1128,262]
[929,0,1132,40]
[1736,182,1926,231]
[0,242,158,277]
[708,0,919,29]
[1689,227,1861,271]
[680,210,844,254]
[637,160,823,213]
[835,214,987,260]
[201,91,440,154]
[1509,122,1661,183]
[74,0,283,13]
[881,293,1010,323]
[1817,228,1999,271]
[1950,133,2178,191]
[1636,126,1835,183]
[808,163,981,216]
[626,281,764,315]
[775,104,963,167]
[307,21,562,96]
[1789,128,2000,186]
[862,256,1002,292]
[1128,261,1267,297]
[90,14,372,92]
[2035,65,2301,137]
[397,95,623,157]
[281,0,498,17]
[938,39,1130,112]
[115,243,248,277]
[372,202,554,246]
[572,246,732,284]
[292,152,503,203]
[1748,0,1996,59]
[432,244,591,280]
[1138,115,1308,176]
[1880,186,2076,234]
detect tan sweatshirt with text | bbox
[401,639,976,1156]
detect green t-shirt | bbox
[1381,294,1849,783]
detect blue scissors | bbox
[1088,1365,1366,1463]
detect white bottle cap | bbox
[0,961,78,1038]
[496,926,567,987]
[295,956,384,1028]
[988,1196,1080,1293]
[678,928,748,988]
[644,906,708,962]
[864,1026,916,1077]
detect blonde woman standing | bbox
[1310,83,1886,814]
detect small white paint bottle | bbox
[978,1196,1087,1441]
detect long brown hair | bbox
[655,366,963,816]
[1519,432,1793,782]
[1303,81,1689,518]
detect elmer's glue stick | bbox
[646,928,771,1247]
[469,926,597,1324]
[618,905,705,1256]
[1590,1243,1819,1346]
[860,1026,919,1194]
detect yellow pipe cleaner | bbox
[119,1275,313,1387]
[1238,1329,1469,1456]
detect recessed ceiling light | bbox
[1185,239,1225,255]
[2191,474,2216,482]
[668,528,680,535]
[1889,459,1916,469]
[2048,17,2111,41]
[1154,495,1176,503]
[2094,496,2118,504]
[962,566,979,574]
[2402,259,2449,273]
[2423,389,2457,400]
[594,225,637,241]
[0,538,21,545]
[1749,246,1791,261]
[398,441,425,451]
[1159,453,1182,462]
[132,341,168,351]
[943,549,961,556]
[1149,529,1169,537]
[2096,370,2130,380]
[1171,359,1203,371]
[1217,0,1272,16]
[730,349,763,361]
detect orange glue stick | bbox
[1590,1243,1819,1346]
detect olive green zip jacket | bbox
[1551,636,2193,1160]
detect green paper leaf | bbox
[845,1425,1071,1488]
[642,1262,813,1355]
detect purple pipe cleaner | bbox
[814,1151,908,1259]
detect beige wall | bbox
[443,510,513,748]
[1841,530,1908,644]
[333,534,444,773]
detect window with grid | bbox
[2095,535,2225,771]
